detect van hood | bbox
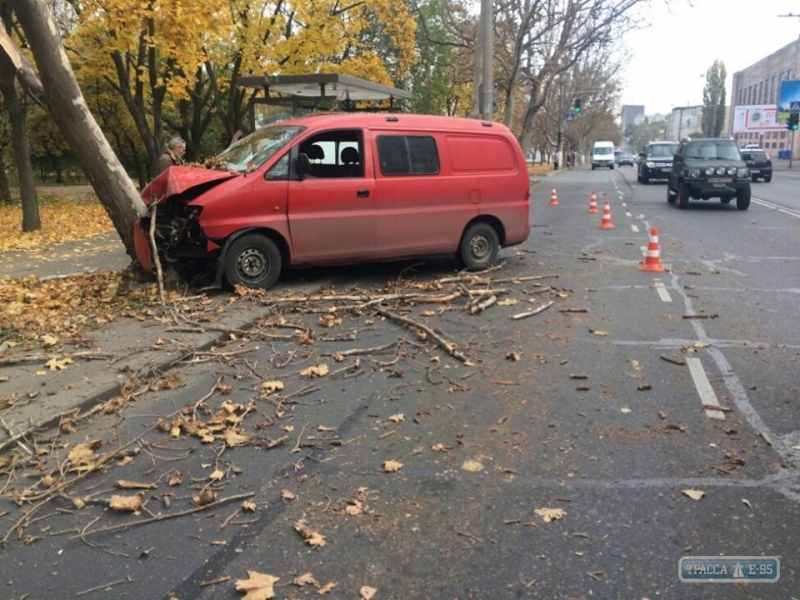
[141,166,240,205]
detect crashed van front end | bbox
[134,167,240,272]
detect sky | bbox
[619,0,800,116]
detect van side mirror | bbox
[297,153,311,178]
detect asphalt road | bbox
[1,169,798,600]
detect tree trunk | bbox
[12,0,147,259]
[0,44,40,231]
[0,148,12,204]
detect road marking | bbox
[631,224,639,233]
[753,197,800,219]
[686,356,725,420]
[625,211,633,217]
[654,281,672,302]
[640,246,647,255]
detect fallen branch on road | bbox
[75,492,255,538]
[511,300,554,320]
[375,307,474,366]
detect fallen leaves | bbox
[294,519,326,547]
[235,571,279,600]
[224,429,251,448]
[461,460,484,472]
[194,490,218,506]
[0,193,112,252]
[260,380,285,396]
[0,271,162,348]
[109,494,143,512]
[682,489,705,501]
[45,356,73,371]
[300,364,329,378]
[381,460,404,473]
[534,507,566,523]
[67,440,101,472]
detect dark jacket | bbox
[154,149,183,176]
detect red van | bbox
[134,113,531,289]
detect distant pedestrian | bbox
[154,137,186,177]
[553,150,561,171]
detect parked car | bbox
[740,149,772,182]
[637,141,679,183]
[666,138,751,210]
[616,152,635,167]
[134,113,532,290]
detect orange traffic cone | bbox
[588,190,598,214]
[549,187,559,206]
[599,199,615,229]
[640,227,665,272]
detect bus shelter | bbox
[235,73,413,131]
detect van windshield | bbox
[594,147,613,155]
[216,126,305,172]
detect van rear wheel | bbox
[459,223,499,270]
[224,233,282,289]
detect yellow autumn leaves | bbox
[70,0,417,111]
[0,271,159,347]
[0,197,113,253]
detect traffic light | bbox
[789,113,799,131]
[574,97,582,113]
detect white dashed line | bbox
[753,197,800,219]
[625,211,633,217]
[653,281,672,302]
[686,357,726,420]
[631,224,640,233]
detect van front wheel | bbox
[224,234,282,289]
[459,223,499,270]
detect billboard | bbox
[731,104,784,133]
[777,80,800,122]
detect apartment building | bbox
[730,37,800,156]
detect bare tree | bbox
[4,0,146,259]
[493,0,647,149]
[0,4,39,228]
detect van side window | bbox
[297,130,363,178]
[377,135,440,176]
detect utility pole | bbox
[557,77,565,167]
[479,0,493,120]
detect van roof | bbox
[271,113,514,134]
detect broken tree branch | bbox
[511,300,554,320]
[76,492,255,538]
[375,307,474,366]
[148,202,166,308]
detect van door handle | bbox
[357,189,370,198]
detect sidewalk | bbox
[0,236,322,450]
[771,160,800,171]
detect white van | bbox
[592,141,615,170]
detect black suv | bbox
[638,141,679,184]
[740,149,772,182]
[666,138,751,210]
